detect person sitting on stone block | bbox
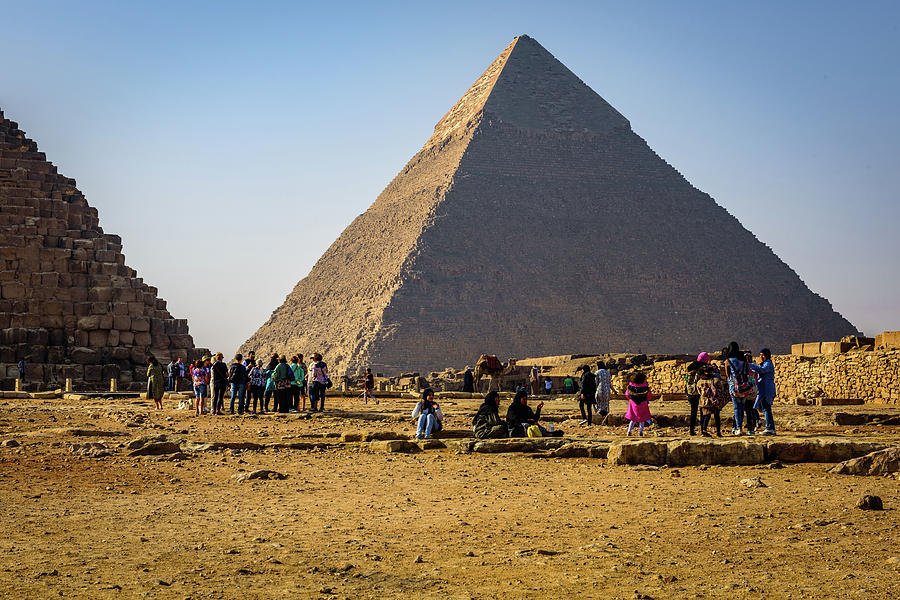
[473,391,507,439]
[413,388,443,440]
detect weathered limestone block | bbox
[69,347,98,364]
[828,447,900,476]
[1,281,25,299]
[607,440,667,466]
[666,439,765,466]
[77,315,101,330]
[119,331,134,345]
[131,317,150,332]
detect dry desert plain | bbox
[1,392,899,600]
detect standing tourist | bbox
[191,358,210,416]
[696,360,725,437]
[462,366,474,393]
[309,353,329,412]
[290,355,305,411]
[166,358,179,391]
[146,356,165,410]
[529,366,541,396]
[684,352,710,436]
[544,377,552,395]
[413,388,444,440]
[272,356,293,413]
[750,348,777,435]
[228,354,248,415]
[17,358,26,381]
[176,357,185,391]
[210,352,228,415]
[262,354,279,413]
[624,372,653,436]
[296,354,308,411]
[724,342,757,435]
[563,374,575,395]
[578,365,597,426]
[362,367,376,404]
[594,361,612,419]
[473,391,507,439]
[247,359,265,414]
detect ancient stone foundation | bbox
[0,109,207,390]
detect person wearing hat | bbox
[210,352,228,415]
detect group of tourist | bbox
[145,341,776,439]
[147,351,332,416]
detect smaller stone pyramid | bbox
[0,109,206,390]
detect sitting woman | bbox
[506,389,562,437]
[412,388,444,440]
[473,391,507,439]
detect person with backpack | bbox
[210,352,228,415]
[724,342,757,435]
[473,391,507,439]
[272,355,293,413]
[750,348,777,435]
[594,361,612,420]
[262,354,279,413]
[684,352,709,435]
[246,359,265,414]
[696,358,726,437]
[309,353,329,412]
[578,364,597,426]
[228,353,249,415]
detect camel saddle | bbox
[478,354,502,370]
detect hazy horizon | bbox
[3,0,898,356]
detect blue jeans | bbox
[416,413,442,439]
[309,381,325,411]
[756,395,776,432]
[731,393,744,430]
[167,375,177,391]
[230,384,247,414]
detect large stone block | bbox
[113,315,131,330]
[119,331,134,345]
[69,347,98,364]
[607,440,667,465]
[131,317,150,332]
[76,315,101,330]
[134,332,152,346]
[88,330,107,347]
[1,281,25,299]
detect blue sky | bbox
[3,0,898,354]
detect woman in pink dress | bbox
[624,372,653,436]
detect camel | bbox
[472,354,517,393]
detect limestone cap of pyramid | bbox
[426,34,630,148]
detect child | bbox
[625,372,653,436]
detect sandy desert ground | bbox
[1,392,899,599]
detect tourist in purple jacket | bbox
[750,348,776,435]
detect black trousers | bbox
[687,395,700,433]
[579,400,593,424]
[212,383,227,412]
[249,385,264,412]
[700,410,721,435]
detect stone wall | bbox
[0,109,207,390]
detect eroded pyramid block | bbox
[242,35,856,375]
[0,109,206,390]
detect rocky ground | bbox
[1,392,899,599]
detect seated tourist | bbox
[506,389,562,437]
[412,388,444,440]
[473,391,507,439]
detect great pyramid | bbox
[242,35,856,375]
[0,109,205,390]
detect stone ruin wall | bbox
[0,110,207,391]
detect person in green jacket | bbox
[273,356,293,413]
[146,356,165,410]
[290,355,306,411]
